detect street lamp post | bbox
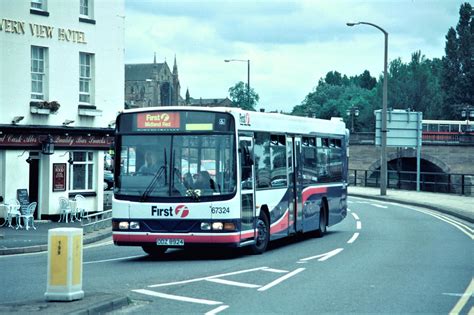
[461,105,474,132]
[346,105,360,133]
[347,21,388,196]
[225,59,250,109]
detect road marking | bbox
[84,254,146,265]
[402,206,473,240]
[258,268,305,291]
[133,289,223,305]
[84,239,113,249]
[149,266,269,288]
[351,212,360,220]
[371,203,388,208]
[262,267,289,273]
[206,305,230,315]
[449,278,474,315]
[347,232,360,244]
[298,248,344,263]
[356,221,362,230]
[206,278,261,288]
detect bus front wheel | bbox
[249,213,269,255]
[142,245,167,257]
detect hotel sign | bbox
[0,18,86,44]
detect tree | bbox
[292,77,377,131]
[441,2,473,119]
[228,81,259,111]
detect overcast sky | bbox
[124,0,464,112]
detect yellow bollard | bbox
[45,228,84,301]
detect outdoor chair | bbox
[74,194,87,220]
[58,196,73,223]
[6,199,21,229]
[19,202,37,230]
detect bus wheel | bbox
[249,213,269,255]
[315,204,327,238]
[142,245,167,257]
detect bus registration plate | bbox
[156,238,184,246]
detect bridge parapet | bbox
[350,132,474,146]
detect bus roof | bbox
[120,106,347,137]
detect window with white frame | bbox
[79,52,94,104]
[31,0,46,10]
[31,46,47,100]
[80,0,94,18]
[70,152,94,191]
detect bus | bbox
[112,106,349,256]
[422,119,473,142]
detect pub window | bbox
[70,151,95,191]
[79,52,94,104]
[31,46,48,100]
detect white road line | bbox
[205,305,230,315]
[132,289,222,305]
[449,278,474,314]
[356,221,362,230]
[206,278,261,288]
[84,240,113,249]
[149,266,269,288]
[371,203,388,208]
[262,267,289,273]
[258,268,305,291]
[84,254,146,265]
[351,212,360,220]
[347,232,360,244]
[299,248,344,262]
[402,206,473,240]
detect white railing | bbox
[81,209,112,234]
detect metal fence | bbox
[81,209,112,234]
[349,169,474,196]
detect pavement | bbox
[0,187,472,314]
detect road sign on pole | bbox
[375,109,423,191]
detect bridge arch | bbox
[365,149,455,192]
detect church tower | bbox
[172,55,181,105]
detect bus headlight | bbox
[212,222,224,230]
[118,222,129,230]
[130,221,140,230]
[201,222,211,230]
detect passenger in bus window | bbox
[195,171,217,194]
[183,172,194,189]
[138,151,159,175]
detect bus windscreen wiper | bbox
[140,148,167,202]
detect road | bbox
[0,197,472,314]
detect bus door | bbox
[293,136,303,232]
[239,136,256,240]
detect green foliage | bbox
[228,81,259,111]
[291,76,377,131]
[441,2,473,118]
[291,2,471,127]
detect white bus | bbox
[112,107,349,256]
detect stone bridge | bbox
[348,132,474,194]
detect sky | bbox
[124,0,465,112]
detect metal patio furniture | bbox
[19,202,37,230]
[58,196,73,223]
